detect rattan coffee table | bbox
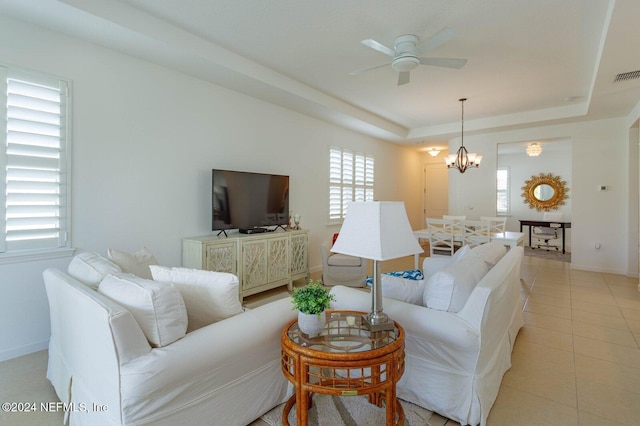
[280,310,405,426]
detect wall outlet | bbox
[595,243,601,249]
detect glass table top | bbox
[287,311,400,354]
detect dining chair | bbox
[426,218,456,257]
[462,220,491,248]
[443,215,466,247]
[480,216,507,234]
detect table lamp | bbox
[331,201,422,331]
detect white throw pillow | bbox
[98,273,187,347]
[108,247,157,279]
[422,245,470,280]
[423,255,489,312]
[470,241,507,268]
[380,275,425,305]
[67,251,122,290]
[150,265,243,331]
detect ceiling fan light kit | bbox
[352,27,467,86]
[392,56,420,72]
[446,98,482,173]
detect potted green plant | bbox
[291,280,336,337]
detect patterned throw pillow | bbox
[365,269,424,286]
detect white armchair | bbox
[320,239,368,287]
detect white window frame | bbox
[1,65,72,262]
[328,146,374,223]
[496,167,510,216]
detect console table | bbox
[519,220,571,253]
[182,229,309,300]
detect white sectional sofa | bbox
[330,243,524,426]
[43,252,296,425]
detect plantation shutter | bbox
[496,167,510,215]
[328,146,374,222]
[1,67,70,253]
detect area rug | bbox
[524,246,571,263]
[261,394,433,426]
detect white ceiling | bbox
[2,0,640,148]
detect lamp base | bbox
[361,313,395,331]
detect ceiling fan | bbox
[350,27,467,86]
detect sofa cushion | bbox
[423,254,489,312]
[98,273,187,347]
[67,251,122,290]
[108,247,157,279]
[470,241,507,268]
[422,245,470,280]
[150,265,243,331]
[380,275,426,305]
[328,253,362,267]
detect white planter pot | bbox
[297,311,326,337]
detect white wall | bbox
[448,118,635,276]
[497,141,572,247]
[0,16,423,360]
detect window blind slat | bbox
[6,168,59,182]
[6,236,61,251]
[7,106,60,125]
[8,119,61,138]
[8,79,60,101]
[7,131,61,150]
[7,205,59,218]
[7,193,60,205]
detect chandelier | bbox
[526,142,542,157]
[445,98,482,173]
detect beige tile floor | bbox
[2,253,639,425]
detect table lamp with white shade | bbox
[331,201,422,331]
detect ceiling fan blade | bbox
[416,27,457,55]
[419,57,467,69]
[349,63,390,76]
[397,71,410,86]
[361,39,395,57]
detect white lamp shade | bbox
[331,201,422,261]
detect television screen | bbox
[212,169,289,232]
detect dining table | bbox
[412,229,525,269]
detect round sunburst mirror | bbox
[521,173,569,211]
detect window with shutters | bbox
[328,146,374,223]
[496,167,510,216]
[1,65,71,258]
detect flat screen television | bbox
[212,169,290,234]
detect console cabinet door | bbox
[205,241,237,274]
[268,236,290,283]
[241,239,268,290]
[290,232,308,280]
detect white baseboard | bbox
[0,339,49,363]
[570,263,628,276]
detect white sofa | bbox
[44,252,296,425]
[330,244,524,426]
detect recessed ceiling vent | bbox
[613,70,640,83]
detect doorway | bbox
[423,163,448,226]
